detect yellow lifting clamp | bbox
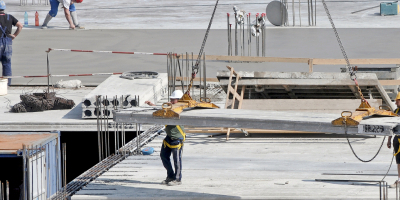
[152,93,219,119]
[331,100,398,126]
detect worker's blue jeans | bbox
[160,137,183,181]
[0,37,12,85]
[49,0,76,17]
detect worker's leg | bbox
[1,38,12,85]
[172,145,183,181]
[48,0,59,17]
[69,4,84,29]
[42,0,58,28]
[160,141,174,179]
[391,136,400,188]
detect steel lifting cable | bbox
[186,0,219,96]
[321,0,367,102]
[323,0,385,163]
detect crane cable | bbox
[186,0,219,96]
[321,0,368,103]
[322,0,387,163]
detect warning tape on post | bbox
[47,48,175,56]
[0,72,123,79]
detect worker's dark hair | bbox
[0,9,4,11]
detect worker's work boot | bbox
[389,180,399,188]
[70,11,85,29]
[161,177,174,185]
[167,180,182,186]
[41,14,52,29]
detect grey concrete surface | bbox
[113,107,400,136]
[8,28,400,86]
[7,0,400,29]
[0,86,152,131]
[82,74,168,118]
[72,133,398,199]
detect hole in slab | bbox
[84,110,92,117]
[94,108,100,116]
[111,99,119,106]
[102,99,110,106]
[130,100,137,107]
[103,110,111,116]
[83,99,91,107]
[123,101,129,106]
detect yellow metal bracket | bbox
[152,93,219,119]
[332,100,398,126]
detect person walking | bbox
[0,1,22,86]
[42,0,84,29]
[145,90,186,186]
[388,92,400,188]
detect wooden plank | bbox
[379,80,400,85]
[313,58,400,65]
[309,59,313,72]
[180,54,310,63]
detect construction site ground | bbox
[72,132,397,200]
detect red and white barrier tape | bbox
[0,72,122,79]
[48,48,175,56]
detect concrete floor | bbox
[72,132,398,199]
[7,0,400,29]
[7,28,400,86]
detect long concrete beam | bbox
[113,108,400,136]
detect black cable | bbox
[344,123,385,162]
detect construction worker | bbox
[42,0,84,29]
[388,92,400,188]
[145,90,186,186]
[0,1,23,86]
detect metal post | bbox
[47,53,50,93]
[229,24,232,56]
[5,181,8,200]
[62,143,66,199]
[199,56,201,100]
[235,15,238,56]
[96,96,101,162]
[203,52,206,99]
[256,14,259,57]
[299,0,301,27]
[292,0,295,26]
[227,13,230,56]
[22,145,26,200]
[262,14,265,57]
[35,145,38,200]
[307,0,311,26]
[314,0,317,26]
[310,0,314,26]
[242,22,245,56]
[249,13,251,56]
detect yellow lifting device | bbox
[152,0,220,119]
[320,0,398,126]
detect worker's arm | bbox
[388,136,392,148]
[145,101,156,106]
[63,7,75,29]
[9,22,23,40]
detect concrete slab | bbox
[71,133,398,199]
[81,74,168,118]
[113,107,400,136]
[0,86,151,131]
